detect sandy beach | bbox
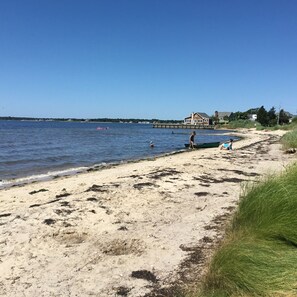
[0,129,296,297]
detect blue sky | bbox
[0,0,296,119]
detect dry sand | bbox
[0,129,296,297]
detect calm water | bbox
[0,120,233,187]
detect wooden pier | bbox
[153,123,214,130]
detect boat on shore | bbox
[184,141,220,149]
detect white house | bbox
[249,114,257,121]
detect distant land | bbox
[0,116,182,124]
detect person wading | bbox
[189,131,196,149]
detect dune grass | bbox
[220,120,260,129]
[195,164,297,297]
[280,129,297,150]
[222,117,297,132]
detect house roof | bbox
[184,112,210,120]
[285,111,294,117]
[196,112,210,118]
[217,112,232,117]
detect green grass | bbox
[202,239,297,297]
[219,120,261,129]
[194,164,297,297]
[222,120,281,130]
[221,118,297,131]
[281,129,297,150]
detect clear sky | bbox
[0,0,296,120]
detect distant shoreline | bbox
[0,116,182,124]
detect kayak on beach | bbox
[184,141,220,149]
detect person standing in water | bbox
[189,131,196,148]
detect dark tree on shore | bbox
[228,111,248,121]
[257,106,269,126]
[246,108,260,114]
[279,109,290,125]
[267,107,277,126]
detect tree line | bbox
[256,106,290,126]
[225,106,290,126]
[0,116,182,124]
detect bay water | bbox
[0,120,233,188]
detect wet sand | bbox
[0,129,296,297]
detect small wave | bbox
[0,166,89,189]
[0,149,187,190]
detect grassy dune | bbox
[222,117,297,132]
[281,130,297,150]
[195,164,297,297]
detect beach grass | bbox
[222,117,297,132]
[220,120,260,129]
[280,129,297,150]
[189,163,297,297]
[278,118,297,131]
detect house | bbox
[248,114,257,121]
[184,112,211,125]
[214,111,232,122]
